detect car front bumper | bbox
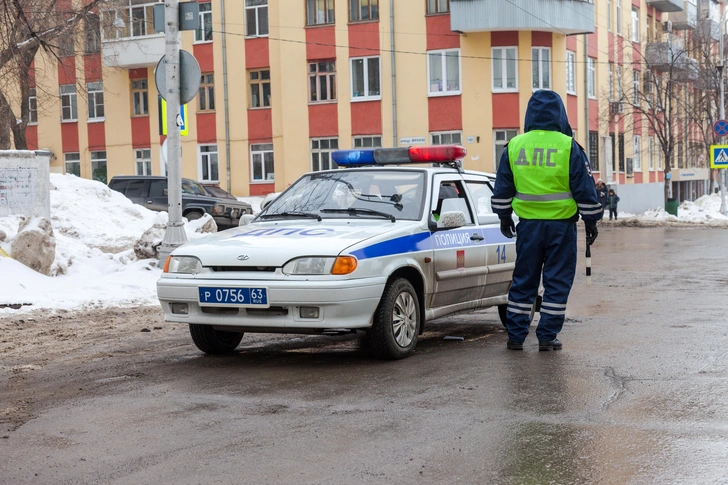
[157,276,386,330]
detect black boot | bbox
[538,339,562,351]
[507,340,524,351]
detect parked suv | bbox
[108,176,252,229]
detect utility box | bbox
[153,1,199,33]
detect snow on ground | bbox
[238,196,265,214]
[0,174,215,315]
[608,193,728,227]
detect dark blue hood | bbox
[524,90,573,136]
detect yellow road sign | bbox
[710,144,728,169]
[159,98,189,136]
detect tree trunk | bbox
[0,96,13,150]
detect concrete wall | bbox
[608,182,665,215]
[0,150,51,218]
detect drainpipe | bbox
[584,32,590,172]
[221,0,232,192]
[390,0,398,147]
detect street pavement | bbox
[1,225,727,484]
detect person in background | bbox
[608,189,620,220]
[596,179,608,220]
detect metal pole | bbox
[158,0,187,264]
[221,0,232,193]
[720,10,727,215]
[390,0,397,147]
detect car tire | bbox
[189,324,243,354]
[185,211,203,221]
[368,278,420,360]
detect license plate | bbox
[198,287,268,307]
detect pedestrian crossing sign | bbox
[711,145,728,169]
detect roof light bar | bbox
[332,145,467,167]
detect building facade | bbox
[17,0,719,204]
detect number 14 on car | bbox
[495,245,507,264]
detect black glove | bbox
[585,221,598,245]
[500,217,516,239]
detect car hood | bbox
[171,220,420,267]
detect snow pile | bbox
[238,196,265,214]
[610,193,728,227]
[0,174,217,314]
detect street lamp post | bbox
[719,10,728,215]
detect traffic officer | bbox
[491,90,601,351]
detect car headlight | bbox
[212,205,226,216]
[282,256,357,275]
[164,256,203,274]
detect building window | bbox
[60,85,78,122]
[608,63,614,101]
[198,73,215,111]
[350,0,378,21]
[531,47,551,91]
[135,148,152,175]
[607,0,612,32]
[427,0,449,14]
[245,0,268,37]
[428,49,461,96]
[311,138,339,171]
[307,0,334,25]
[566,51,576,95]
[617,66,624,102]
[309,61,336,103]
[632,70,639,105]
[64,153,81,176]
[91,151,107,184]
[618,133,625,171]
[616,0,622,35]
[631,7,639,43]
[132,79,149,116]
[249,69,271,108]
[587,58,596,99]
[633,135,641,171]
[648,136,655,170]
[85,15,100,53]
[251,143,274,181]
[87,82,104,121]
[646,15,652,42]
[492,47,517,92]
[676,141,683,168]
[195,2,213,42]
[59,31,74,57]
[353,135,382,148]
[494,129,518,170]
[350,56,381,100]
[431,131,462,145]
[589,131,599,172]
[199,145,219,182]
[28,88,37,124]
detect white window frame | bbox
[607,0,612,32]
[350,56,381,102]
[198,144,219,183]
[632,70,640,105]
[633,135,641,171]
[566,51,576,95]
[311,138,339,172]
[616,0,622,35]
[87,81,104,122]
[91,151,107,183]
[349,0,378,21]
[135,148,152,176]
[427,0,449,14]
[64,152,81,176]
[245,0,268,38]
[194,2,213,43]
[431,131,462,145]
[307,0,334,25]
[353,135,382,148]
[617,65,624,102]
[427,48,461,97]
[28,88,38,125]
[648,136,655,170]
[494,129,518,171]
[60,84,78,122]
[531,47,551,91]
[491,47,518,93]
[308,61,337,104]
[587,58,597,99]
[608,63,614,101]
[251,143,274,182]
[631,7,639,43]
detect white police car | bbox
[157,145,516,359]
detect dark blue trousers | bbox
[506,220,577,343]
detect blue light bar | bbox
[331,150,377,166]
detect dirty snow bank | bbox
[606,193,728,227]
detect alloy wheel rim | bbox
[392,292,417,347]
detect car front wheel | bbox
[369,278,420,360]
[189,324,244,354]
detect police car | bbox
[157,145,517,359]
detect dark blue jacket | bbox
[491,90,601,223]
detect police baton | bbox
[585,242,592,287]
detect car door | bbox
[123,179,150,205]
[463,175,516,299]
[146,179,169,211]
[429,174,488,309]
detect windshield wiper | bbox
[321,208,396,222]
[259,211,322,221]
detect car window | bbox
[125,180,148,198]
[109,179,129,193]
[149,180,168,198]
[464,180,495,224]
[432,180,474,225]
[182,180,208,196]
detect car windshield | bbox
[182,180,210,196]
[261,170,426,221]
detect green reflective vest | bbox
[507,130,578,220]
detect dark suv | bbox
[108,176,252,229]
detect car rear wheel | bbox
[185,211,203,221]
[369,278,420,360]
[189,324,243,354]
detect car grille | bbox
[208,266,277,272]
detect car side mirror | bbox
[239,214,255,226]
[428,211,466,232]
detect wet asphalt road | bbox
[1,225,727,484]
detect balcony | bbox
[646,0,684,13]
[645,41,698,82]
[697,18,720,41]
[101,1,165,68]
[450,0,595,35]
[102,35,165,68]
[667,0,697,30]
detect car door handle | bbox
[146,200,153,204]
[470,233,484,241]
